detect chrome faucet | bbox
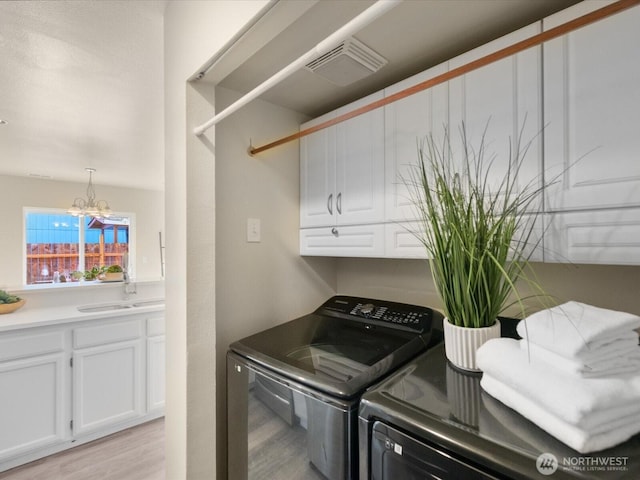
[123,271,137,299]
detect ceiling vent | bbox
[304,38,387,86]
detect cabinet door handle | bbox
[327,194,333,215]
[331,227,339,236]
[337,192,342,215]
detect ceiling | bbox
[0,0,581,190]
[0,0,166,190]
[216,0,580,119]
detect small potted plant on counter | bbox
[0,289,26,314]
[101,264,124,282]
[407,123,547,372]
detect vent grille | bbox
[305,38,387,86]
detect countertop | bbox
[0,299,165,333]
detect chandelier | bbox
[67,168,112,218]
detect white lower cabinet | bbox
[72,339,143,436]
[0,329,67,461]
[0,353,66,459]
[146,316,166,413]
[0,312,165,472]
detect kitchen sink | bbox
[77,304,134,313]
[132,299,165,307]
[77,299,165,313]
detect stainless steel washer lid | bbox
[230,313,426,398]
[229,296,440,399]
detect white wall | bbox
[0,174,164,288]
[336,258,640,317]
[214,86,336,479]
[163,2,272,478]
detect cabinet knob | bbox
[331,227,339,236]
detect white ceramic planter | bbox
[443,318,501,372]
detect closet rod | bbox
[249,0,640,156]
[193,0,402,137]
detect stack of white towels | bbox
[476,301,640,453]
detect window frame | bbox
[22,207,137,287]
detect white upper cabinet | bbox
[448,23,543,209]
[300,110,336,228]
[546,208,640,265]
[384,64,449,222]
[543,2,640,211]
[300,92,385,229]
[299,2,640,264]
[334,92,386,226]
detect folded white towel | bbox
[517,302,640,357]
[481,374,640,453]
[520,340,640,377]
[476,338,640,430]
[563,334,640,364]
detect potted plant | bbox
[101,264,124,282]
[84,265,103,281]
[408,123,546,372]
[0,289,26,314]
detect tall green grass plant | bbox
[408,123,546,328]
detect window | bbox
[24,208,132,285]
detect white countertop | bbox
[0,299,165,333]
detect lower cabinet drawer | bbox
[73,318,142,349]
[0,331,64,363]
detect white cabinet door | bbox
[0,354,66,459]
[300,224,385,257]
[147,335,165,413]
[385,64,449,222]
[73,339,143,436]
[300,111,336,228]
[335,91,385,225]
[300,92,385,231]
[449,23,543,209]
[545,208,640,265]
[544,3,640,211]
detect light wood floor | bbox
[0,418,164,480]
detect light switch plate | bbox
[247,218,261,243]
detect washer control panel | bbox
[317,296,441,334]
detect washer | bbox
[227,295,442,480]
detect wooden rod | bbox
[249,0,640,156]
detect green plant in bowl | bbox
[0,289,21,305]
[106,265,123,273]
[84,266,104,281]
[0,289,25,314]
[71,271,84,281]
